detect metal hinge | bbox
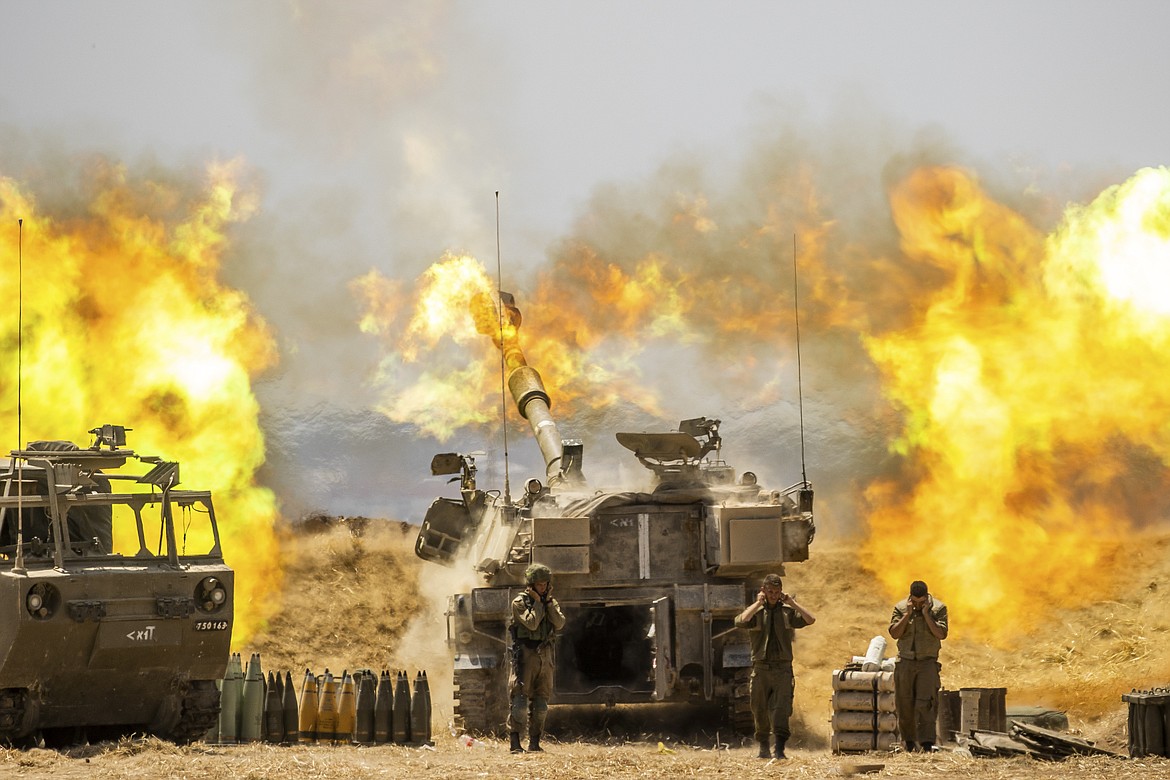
[156,597,195,618]
[67,600,107,622]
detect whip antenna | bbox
[495,192,512,506]
[14,218,26,574]
[793,233,808,486]
[17,219,22,448]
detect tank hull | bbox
[0,430,233,744]
[0,562,231,735]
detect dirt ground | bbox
[0,738,1158,780]
[3,521,1169,778]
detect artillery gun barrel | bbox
[472,290,568,482]
[507,364,563,480]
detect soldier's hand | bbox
[756,589,767,605]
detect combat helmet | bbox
[525,563,552,585]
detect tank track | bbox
[728,668,754,735]
[0,689,30,744]
[453,667,509,737]
[0,682,219,747]
[161,680,221,744]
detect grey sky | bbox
[2,2,1168,523]
[6,4,1165,235]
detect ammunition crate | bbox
[1122,687,1170,758]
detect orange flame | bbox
[859,166,1170,640]
[0,158,281,646]
[354,197,836,440]
[351,253,500,439]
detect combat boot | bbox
[757,737,770,758]
[773,736,787,759]
[509,732,524,753]
[527,732,543,752]
[920,741,934,753]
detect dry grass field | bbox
[0,737,1158,780]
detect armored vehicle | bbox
[415,293,814,735]
[0,424,232,745]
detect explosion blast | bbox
[0,159,281,645]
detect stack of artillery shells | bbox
[830,669,898,754]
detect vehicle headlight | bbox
[195,576,229,613]
[26,583,59,620]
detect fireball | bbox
[0,158,281,646]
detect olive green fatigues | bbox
[889,596,948,745]
[507,591,566,738]
[734,602,809,743]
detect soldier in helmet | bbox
[734,572,816,759]
[508,562,566,753]
[888,580,948,752]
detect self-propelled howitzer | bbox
[414,292,814,736]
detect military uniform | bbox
[508,577,565,750]
[734,601,809,748]
[889,596,948,747]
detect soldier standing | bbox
[508,563,566,753]
[734,573,816,759]
[888,580,948,752]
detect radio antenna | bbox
[495,192,512,506]
[793,233,808,486]
[14,218,26,574]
